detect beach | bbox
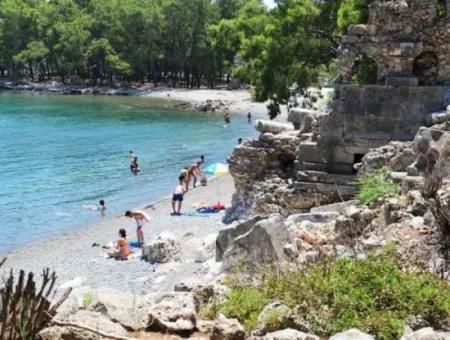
[0,175,235,295]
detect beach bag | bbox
[201,176,207,186]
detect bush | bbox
[218,249,450,339]
[356,167,400,205]
[220,287,268,331]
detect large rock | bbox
[255,120,295,134]
[288,108,321,133]
[250,329,319,340]
[254,301,293,335]
[219,215,296,272]
[147,292,197,334]
[88,287,151,331]
[142,232,182,264]
[39,311,129,340]
[211,314,245,340]
[400,327,450,340]
[329,329,375,340]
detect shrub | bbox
[356,167,400,205]
[218,249,450,339]
[220,287,268,331]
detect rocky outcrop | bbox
[329,329,375,340]
[217,214,296,272]
[147,292,197,334]
[250,328,319,340]
[400,327,450,340]
[211,314,246,340]
[142,232,182,264]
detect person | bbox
[83,199,107,216]
[247,112,252,123]
[179,166,189,185]
[125,210,149,246]
[224,112,231,124]
[238,138,243,144]
[129,150,136,163]
[107,228,131,259]
[171,184,186,215]
[186,161,201,191]
[130,157,141,173]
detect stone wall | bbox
[340,0,450,85]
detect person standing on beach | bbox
[125,210,149,246]
[186,161,201,191]
[171,184,186,215]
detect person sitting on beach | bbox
[130,157,141,173]
[179,166,188,185]
[186,161,201,191]
[125,210,149,246]
[107,228,131,260]
[171,184,186,216]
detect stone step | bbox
[297,170,355,185]
[298,142,325,163]
[294,181,357,198]
[298,162,355,174]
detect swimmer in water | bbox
[83,200,107,215]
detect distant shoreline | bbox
[0,81,273,117]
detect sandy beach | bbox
[0,175,235,295]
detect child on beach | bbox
[125,210,149,246]
[171,184,186,215]
[179,166,188,185]
[107,228,131,260]
[186,161,201,191]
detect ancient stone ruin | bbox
[226,0,450,221]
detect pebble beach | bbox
[0,175,235,295]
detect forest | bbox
[0,0,371,102]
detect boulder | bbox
[255,120,295,134]
[211,314,245,340]
[194,232,217,263]
[286,212,339,225]
[88,287,150,331]
[310,200,357,215]
[254,301,293,335]
[400,327,450,340]
[288,108,319,132]
[249,328,319,340]
[220,215,297,272]
[69,310,128,336]
[142,232,182,264]
[216,217,265,261]
[147,292,197,334]
[329,329,375,340]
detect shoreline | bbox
[0,82,277,117]
[0,175,235,294]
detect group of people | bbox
[107,154,206,259]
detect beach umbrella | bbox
[204,162,229,176]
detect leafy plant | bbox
[81,290,95,309]
[356,167,400,205]
[220,287,268,331]
[217,248,450,339]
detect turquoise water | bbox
[0,92,256,254]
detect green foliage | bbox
[220,287,268,331]
[356,167,400,205]
[337,0,374,32]
[351,54,378,85]
[81,290,95,309]
[218,249,450,338]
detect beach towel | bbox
[181,211,212,217]
[196,207,220,214]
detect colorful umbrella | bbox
[204,162,229,176]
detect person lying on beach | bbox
[186,161,201,191]
[107,228,131,260]
[125,210,149,246]
[171,184,186,215]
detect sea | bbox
[0,91,257,254]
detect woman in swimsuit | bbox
[108,229,131,259]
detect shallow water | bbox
[0,92,256,254]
